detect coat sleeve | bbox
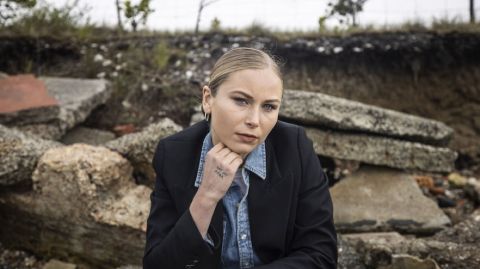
[256,126,338,269]
[143,139,221,269]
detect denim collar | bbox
[195,132,267,187]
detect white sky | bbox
[46,0,480,31]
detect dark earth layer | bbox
[1,32,480,167]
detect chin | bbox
[228,143,257,155]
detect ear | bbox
[202,86,213,114]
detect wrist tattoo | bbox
[214,166,228,179]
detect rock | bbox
[427,186,445,196]
[43,259,77,269]
[337,235,366,269]
[0,124,62,186]
[0,71,9,79]
[431,209,480,245]
[413,175,434,188]
[0,74,59,126]
[113,124,136,137]
[345,225,480,268]
[379,254,440,269]
[18,77,112,140]
[464,178,480,204]
[331,166,451,234]
[305,128,457,173]
[342,232,405,247]
[437,197,456,208]
[280,90,454,146]
[104,118,183,187]
[447,172,468,187]
[190,112,204,126]
[60,126,116,146]
[117,266,142,269]
[0,144,150,267]
[344,233,441,269]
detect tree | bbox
[123,0,154,31]
[195,0,221,35]
[322,0,368,27]
[116,0,123,33]
[470,0,476,23]
[0,0,36,24]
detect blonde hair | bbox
[207,47,283,96]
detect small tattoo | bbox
[214,166,228,179]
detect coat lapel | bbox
[248,140,294,263]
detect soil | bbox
[1,32,479,167]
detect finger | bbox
[211,142,226,153]
[224,151,242,165]
[217,146,233,158]
[231,157,243,169]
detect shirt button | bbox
[245,262,250,266]
[241,234,247,240]
[236,203,240,208]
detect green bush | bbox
[5,0,93,36]
[154,41,170,70]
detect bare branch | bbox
[203,0,221,8]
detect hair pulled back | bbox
[207,47,283,96]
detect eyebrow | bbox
[231,91,281,103]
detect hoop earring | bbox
[205,112,210,122]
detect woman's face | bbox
[203,68,283,158]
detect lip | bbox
[236,133,258,142]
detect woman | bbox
[143,47,337,269]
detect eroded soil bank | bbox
[1,31,480,166]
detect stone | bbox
[190,112,204,126]
[350,229,480,268]
[60,126,116,146]
[18,77,112,140]
[337,235,366,269]
[342,232,405,247]
[330,166,451,234]
[413,175,434,188]
[464,178,480,204]
[280,90,454,146]
[345,213,480,269]
[437,197,456,208]
[104,118,183,187]
[43,259,77,269]
[0,124,62,186]
[305,128,457,173]
[431,208,480,245]
[447,172,468,187]
[117,266,142,269]
[113,124,136,137]
[380,255,440,269]
[0,71,9,79]
[0,143,150,267]
[0,74,59,126]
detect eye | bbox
[234,98,247,104]
[262,104,277,111]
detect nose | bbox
[245,107,259,128]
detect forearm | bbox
[189,190,218,238]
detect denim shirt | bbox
[195,133,266,269]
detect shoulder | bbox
[267,120,309,146]
[162,120,209,143]
[152,120,208,167]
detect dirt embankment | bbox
[1,32,480,166]
[273,32,480,167]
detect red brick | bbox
[0,74,58,114]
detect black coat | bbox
[143,120,338,269]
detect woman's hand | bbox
[198,142,243,204]
[190,142,243,238]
